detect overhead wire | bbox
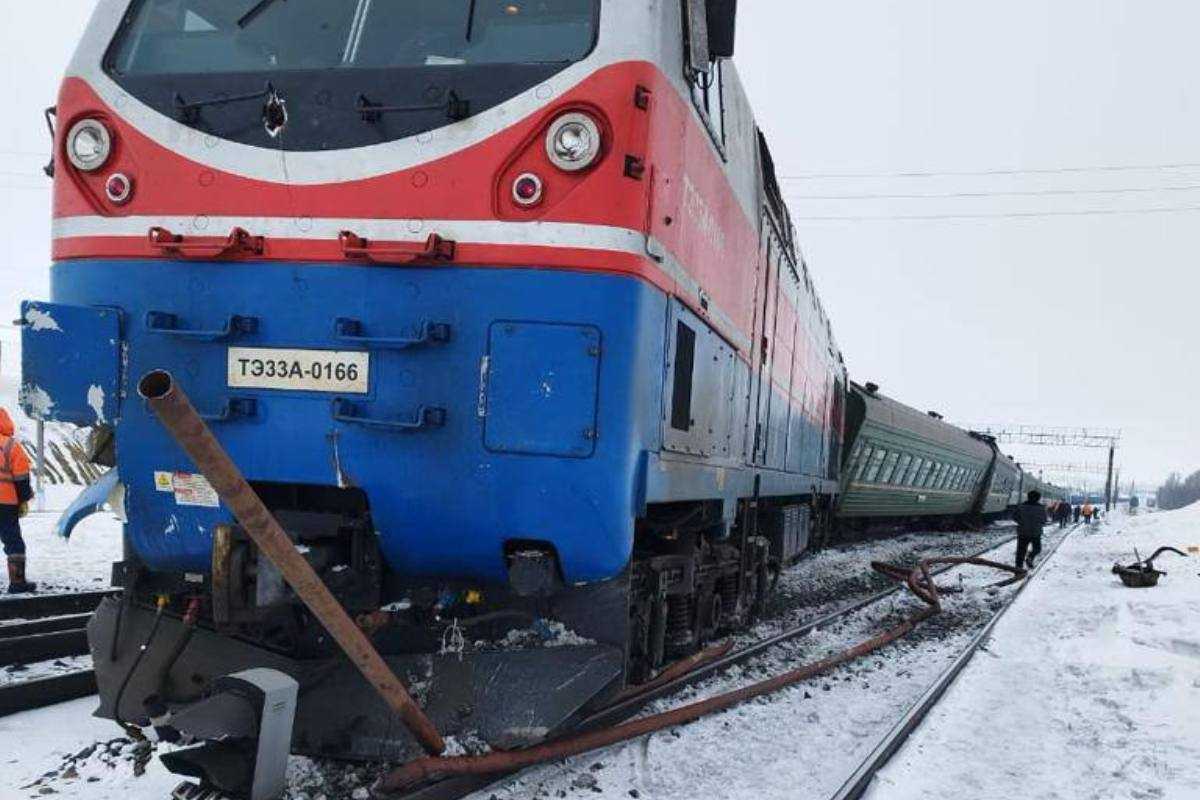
[785,183,1200,202]
[791,204,1200,222]
[779,160,1200,181]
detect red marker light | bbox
[512,173,544,207]
[105,173,133,204]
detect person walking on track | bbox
[1055,500,1072,529]
[1082,502,1095,525]
[1013,490,1047,570]
[0,408,36,594]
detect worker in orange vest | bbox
[0,408,36,593]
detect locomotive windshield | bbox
[108,0,597,74]
[103,0,599,151]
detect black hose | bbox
[112,601,166,738]
[151,625,198,703]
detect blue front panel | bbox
[48,260,668,584]
[20,301,122,426]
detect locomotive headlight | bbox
[545,112,602,172]
[67,119,113,172]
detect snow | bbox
[3,485,123,597]
[863,506,1200,800]
[4,513,1197,800]
[463,532,1060,800]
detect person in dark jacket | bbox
[1073,505,1081,523]
[1013,490,1047,569]
[1055,500,1072,529]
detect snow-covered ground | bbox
[0,488,122,687]
[0,524,1034,800]
[864,506,1200,800]
[6,511,1198,800]
[4,485,124,597]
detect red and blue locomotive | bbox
[26,0,844,760]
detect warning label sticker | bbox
[157,472,221,508]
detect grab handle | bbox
[146,311,259,341]
[334,318,451,350]
[200,397,259,423]
[333,399,446,432]
[149,226,265,260]
[338,230,456,265]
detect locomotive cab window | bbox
[682,0,728,152]
[103,0,599,151]
[109,0,598,73]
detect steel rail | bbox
[0,628,89,668]
[380,532,1024,799]
[0,669,97,717]
[0,612,91,639]
[827,523,1080,800]
[0,591,118,622]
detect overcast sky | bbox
[1,1,1195,492]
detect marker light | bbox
[545,112,601,172]
[66,119,113,172]
[512,172,544,206]
[105,173,133,204]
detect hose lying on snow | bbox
[375,556,1026,795]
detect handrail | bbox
[332,399,446,432]
[334,318,451,350]
[145,311,259,342]
[338,230,456,265]
[148,226,265,260]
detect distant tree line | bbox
[1156,470,1200,511]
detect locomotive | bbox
[23,0,1063,767]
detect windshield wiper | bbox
[174,82,277,124]
[238,0,285,29]
[356,91,471,124]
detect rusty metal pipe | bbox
[377,606,937,793]
[137,370,445,756]
[376,554,1027,794]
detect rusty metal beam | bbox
[137,370,445,756]
[375,556,1024,793]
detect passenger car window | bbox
[864,448,888,483]
[878,451,901,484]
[853,446,875,481]
[893,453,913,485]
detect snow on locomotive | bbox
[24,0,846,761]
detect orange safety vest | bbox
[0,435,31,506]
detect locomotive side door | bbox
[751,217,784,467]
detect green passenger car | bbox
[838,383,995,526]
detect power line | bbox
[785,183,1200,202]
[794,204,1200,222]
[779,160,1200,181]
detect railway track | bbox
[0,590,118,622]
[385,531,1033,800]
[828,523,1079,800]
[0,590,115,718]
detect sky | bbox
[0,1,1195,492]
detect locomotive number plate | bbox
[227,348,370,394]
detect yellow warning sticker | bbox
[154,471,175,493]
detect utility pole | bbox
[1105,445,1115,512]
